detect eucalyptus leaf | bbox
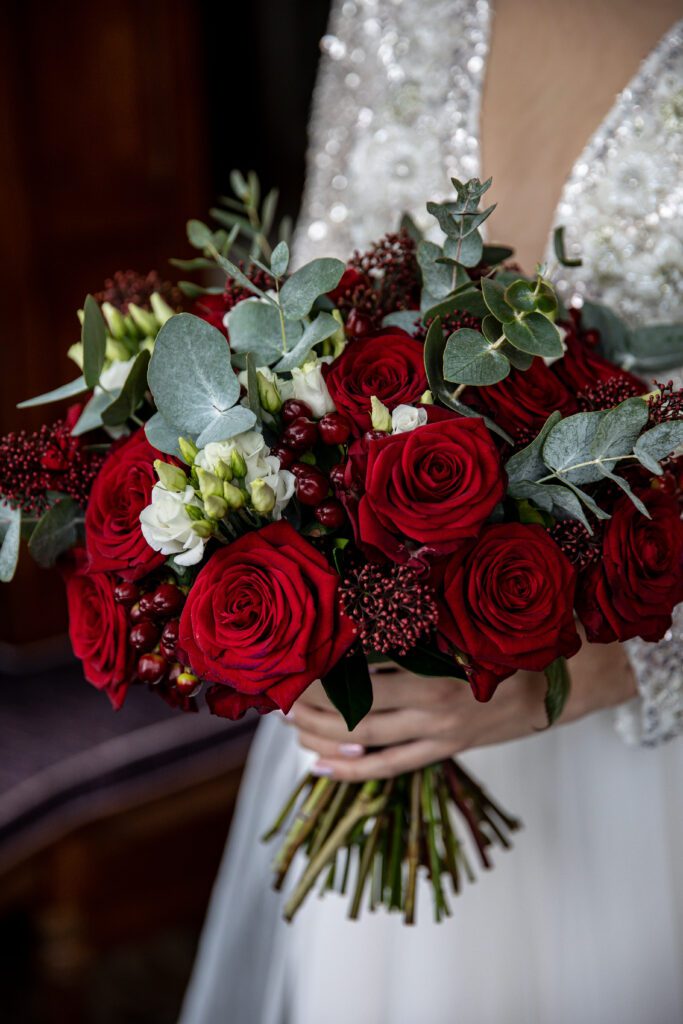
[71,390,118,437]
[481,314,503,344]
[215,253,268,299]
[481,278,515,324]
[504,313,563,357]
[382,310,421,332]
[195,406,257,447]
[270,240,290,278]
[399,212,423,242]
[273,312,339,372]
[169,256,217,272]
[417,241,453,303]
[597,467,650,517]
[0,502,21,582]
[391,642,467,679]
[445,399,514,444]
[245,352,262,426]
[261,187,279,238]
[500,342,534,371]
[187,219,214,249]
[279,258,345,319]
[580,300,631,366]
[553,226,582,268]
[542,411,606,483]
[144,412,183,458]
[101,350,151,427]
[423,288,488,321]
[504,280,537,312]
[148,313,243,439]
[590,396,649,464]
[482,243,514,264]
[629,324,683,372]
[505,411,563,484]
[28,498,82,568]
[633,419,683,474]
[443,328,509,386]
[18,376,88,409]
[82,294,107,389]
[226,299,303,364]
[508,479,593,532]
[453,230,483,268]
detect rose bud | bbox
[318,412,352,446]
[137,652,167,684]
[250,479,276,514]
[282,398,313,424]
[295,466,330,506]
[281,417,318,452]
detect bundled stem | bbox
[264,758,521,925]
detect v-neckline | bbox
[474,8,683,259]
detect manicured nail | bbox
[311,761,333,776]
[339,743,365,758]
[284,708,295,721]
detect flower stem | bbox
[404,770,422,925]
[272,777,335,889]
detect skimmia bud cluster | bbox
[339,562,440,656]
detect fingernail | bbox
[311,761,333,776]
[339,743,365,758]
[284,709,296,721]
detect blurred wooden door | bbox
[0,0,210,649]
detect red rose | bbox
[65,561,132,708]
[438,523,581,700]
[355,417,505,563]
[85,428,166,580]
[323,332,428,435]
[178,522,356,717]
[471,358,576,443]
[576,488,683,643]
[191,293,229,338]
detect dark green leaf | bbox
[481,278,515,323]
[28,498,82,569]
[279,258,345,319]
[101,350,151,427]
[82,294,107,389]
[504,313,563,357]
[245,352,262,426]
[482,243,514,264]
[633,420,683,474]
[544,657,571,726]
[321,650,374,731]
[445,397,515,443]
[507,479,593,533]
[390,642,467,679]
[553,226,582,267]
[500,341,534,370]
[505,411,563,484]
[628,324,683,372]
[417,241,453,303]
[399,212,423,243]
[270,240,290,278]
[504,280,536,312]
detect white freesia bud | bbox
[250,478,276,514]
[128,302,158,337]
[223,481,246,509]
[140,484,207,566]
[105,337,131,363]
[370,395,392,433]
[154,459,187,492]
[101,302,127,341]
[257,370,282,413]
[391,404,428,434]
[204,494,228,520]
[68,342,84,370]
[178,437,199,466]
[291,359,336,419]
[150,292,175,326]
[196,468,224,501]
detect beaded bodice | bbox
[293,2,683,747]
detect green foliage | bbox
[633,420,683,475]
[17,376,88,410]
[443,328,509,386]
[148,313,255,447]
[144,412,183,458]
[321,650,374,731]
[71,391,117,438]
[553,226,582,267]
[28,498,82,568]
[101,350,151,427]
[390,643,467,679]
[81,294,107,389]
[0,502,21,582]
[581,300,683,373]
[544,657,571,726]
[270,240,290,278]
[227,299,302,364]
[279,259,345,320]
[274,312,339,372]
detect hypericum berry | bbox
[137,652,167,683]
[129,619,160,651]
[318,412,352,446]
[270,444,296,469]
[152,582,184,618]
[281,417,318,452]
[345,309,372,338]
[167,662,183,685]
[176,671,200,696]
[139,592,157,617]
[290,461,313,479]
[282,399,313,424]
[129,602,150,625]
[363,430,387,444]
[160,618,180,659]
[295,466,330,506]
[329,464,347,490]
[114,581,139,607]
[314,498,346,528]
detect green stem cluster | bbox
[264,759,521,925]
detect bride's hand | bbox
[284,634,637,780]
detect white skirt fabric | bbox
[179,711,683,1024]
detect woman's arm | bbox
[285,633,637,781]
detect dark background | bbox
[0,2,330,1021]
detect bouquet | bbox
[2,173,682,924]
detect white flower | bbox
[391,404,428,434]
[246,459,295,520]
[291,359,336,418]
[237,366,294,404]
[195,430,295,520]
[140,484,206,566]
[96,357,137,394]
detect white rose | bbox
[391,404,428,434]
[291,359,336,418]
[196,430,268,483]
[139,484,206,566]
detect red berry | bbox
[282,398,313,424]
[176,671,200,696]
[114,581,139,606]
[584,329,600,348]
[270,444,296,469]
[168,662,183,685]
[160,618,180,659]
[318,412,352,445]
[129,619,160,651]
[152,582,184,618]
[295,466,330,506]
[291,461,313,479]
[281,417,318,452]
[364,430,387,444]
[137,652,167,683]
[329,463,347,489]
[314,498,346,529]
[129,602,150,625]
[139,592,156,616]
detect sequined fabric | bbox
[293,4,683,747]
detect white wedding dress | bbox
[180,7,683,1023]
